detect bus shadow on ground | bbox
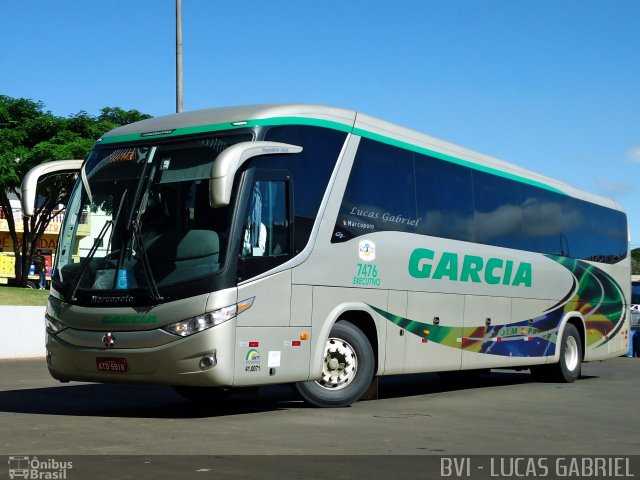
[376,369,597,401]
[0,382,302,419]
[0,370,597,419]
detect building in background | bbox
[0,198,90,286]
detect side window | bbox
[632,283,640,305]
[334,138,416,241]
[472,171,523,248]
[330,134,628,264]
[415,154,475,242]
[237,172,292,282]
[562,197,627,262]
[264,125,347,252]
[241,180,289,258]
[520,185,565,255]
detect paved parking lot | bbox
[1,357,638,478]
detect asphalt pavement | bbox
[1,357,638,479]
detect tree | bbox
[0,95,151,287]
[99,106,151,126]
[632,248,640,276]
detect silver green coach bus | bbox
[21,104,631,407]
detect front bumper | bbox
[46,320,236,387]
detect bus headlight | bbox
[162,297,254,337]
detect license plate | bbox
[96,357,128,373]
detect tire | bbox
[295,321,375,408]
[531,323,582,382]
[172,386,231,404]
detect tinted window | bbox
[415,153,475,242]
[518,185,565,255]
[632,283,640,305]
[472,171,523,248]
[335,139,417,241]
[241,180,289,258]
[334,137,627,264]
[236,175,292,282]
[262,125,347,252]
[562,197,627,262]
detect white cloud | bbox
[593,177,636,196]
[628,147,640,163]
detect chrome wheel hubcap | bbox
[317,337,358,390]
[564,335,579,371]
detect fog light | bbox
[200,353,217,370]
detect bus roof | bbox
[98,104,624,212]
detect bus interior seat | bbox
[269,223,288,256]
[145,230,220,286]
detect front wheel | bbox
[295,321,375,407]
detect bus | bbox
[21,104,631,407]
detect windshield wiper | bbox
[68,190,127,301]
[69,146,165,303]
[126,146,157,228]
[116,159,164,301]
[131,222,163,301]
[68,220,111,302]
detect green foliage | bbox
[0,94,152,286]
[632,248,640,275]
[99,106,151,126]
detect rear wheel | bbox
[531,323,582,382]
[295,321,374,407]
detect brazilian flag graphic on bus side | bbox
[371,256,625,357]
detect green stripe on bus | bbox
[351,127,565,195]
[98,116,564,195]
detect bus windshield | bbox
[54,132,252,299]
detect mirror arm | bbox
[210,141,302,207]
[21,160,83,216]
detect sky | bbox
[2,0,639,246]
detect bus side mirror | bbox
[21,160,83,216]
[210,141,302,208]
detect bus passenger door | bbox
[233,170,308,385]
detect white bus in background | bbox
[22,104,630,407]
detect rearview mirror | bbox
[210,141,302,208]
[21,160,83,216]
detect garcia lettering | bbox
[408,248,532,287]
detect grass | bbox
[0,285,49,306]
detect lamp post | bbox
[176,0,183,113]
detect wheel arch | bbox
[557,313,586,362]
[338,310,379,374]
[309,303,381,379]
